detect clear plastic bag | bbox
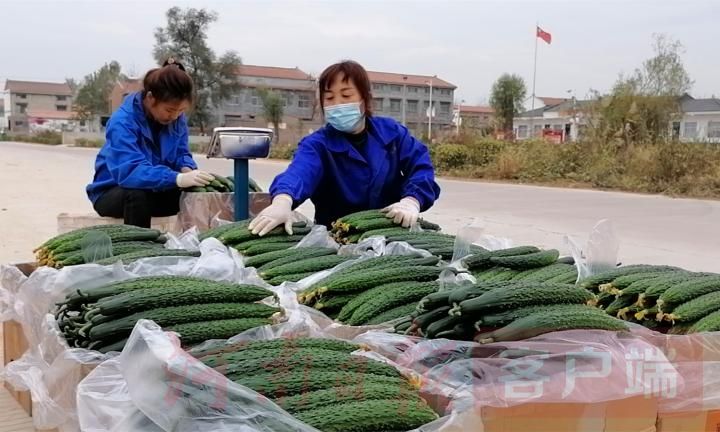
[565,219,619,282]
[77,320,319,432]
[0,240,259,431]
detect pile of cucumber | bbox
[184,175,262,193]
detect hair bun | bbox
[163,57,186,71]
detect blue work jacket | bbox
[270,116,441,227]
[86,92,197,203]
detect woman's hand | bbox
[180,167,193,173]
[249,194,295,236]
[381,197,421,228]
[176,170,214,188]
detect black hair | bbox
[142,58,194,103]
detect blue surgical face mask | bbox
[324,102,364,133]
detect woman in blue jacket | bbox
[86,59,213,228]
[250,60,441,236]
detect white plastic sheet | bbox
[0,238,261,431]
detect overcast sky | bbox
[1,0,718,104]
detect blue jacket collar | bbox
[122,92,183,138]
[324,116,394,153]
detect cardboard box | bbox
[440,396,658,432]
[656,410,720,432]
[3,319,31,416]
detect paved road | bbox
[0,141,718,271]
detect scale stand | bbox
[206,127,273,221]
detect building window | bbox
[56,105,67,111]
[16,103,27,114]
[407,86,419,93]
[57,95,67,101]
[17,93,27,99]
[390,99,402,113]
[533,125,542,136]
[372,83,384,91]
[517,125,529,139]
[282,94,291,107]
[15,120,24,126]
[424,87,430,95]
[440,89,452,96]
[439,102,451,115]
[227,95,241,106]
[250,89,260,106]
[389,85,402,93]
[684,121,697,139]
[406,100,418,113]
[298,94,311,108]
[373,98,384,111]
[708,121,720,138]
[423,101,434,117]
[552,124,563,131]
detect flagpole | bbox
[530,23,539,136]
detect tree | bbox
[634,34,693,97]
[65,78,79,95]
[489,74,527,137]
[73,61,125,130]
[258,89,284,143]
[153,6,242,133]
[586,34,692,147]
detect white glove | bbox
[381,197,421,228]
[176,170,214,188]
[249,194,295,236]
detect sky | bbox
[1,0,718,104]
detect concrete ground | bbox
[0,140,718,271]
[0,140,718,430]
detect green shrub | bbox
[270,144,296,160]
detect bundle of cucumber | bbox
[298,255,444,323]
[183,175,263,193]
[54,275,279,353]
[588,266,720,334]
[330,210,441,245]
[192,338,439,431]
[253,248,355,285]
[33,225,186,268]
[200,219,312,256]
[400,279,628,343]
[358,230,486,261]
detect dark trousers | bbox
[94,187,181,228]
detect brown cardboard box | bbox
[2,262,35,416]
[440,396,658,432]
[656,410,720,432]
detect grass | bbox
[432,136,720,199]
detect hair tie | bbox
[163,57,186,71]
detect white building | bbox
[0,89,9,133]
[514,93,720,143]
[513,98,589,142]
[676,94,720,142]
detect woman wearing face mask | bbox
[86,59,214,228]
[250,60,441,236]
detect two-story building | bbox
[217,65,316,127]
[458,105,495,132]
[4,80,75,133]
[367,71,456,136]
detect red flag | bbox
[537,26,552,44]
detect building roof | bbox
[680,94,720,113]
[5,80,73,96]
[116,78,143,94]
[537,96,568,106]
[367,71,456,89]
[517,99,591,118]
[460,105,494,114]
[26,109,76,120]
[237,65,313,81]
